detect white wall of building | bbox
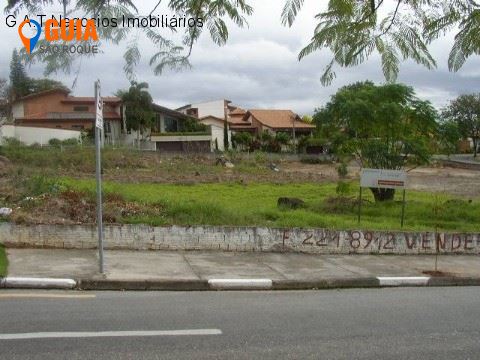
[210,124,225,151]
[11,102,24,119]
[192,100,226,119]
[0,125,81,145]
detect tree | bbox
[302,115,313,124]
[0,78,8,119]
[29,79,69,93]
[282,0,480,85]
[232,132,253,150]
[223,119,230,151]
[315,81,437,201]
[116,81,154,141]
[9,49,29,99]
[442,94,480,158]
[6,1,253,80]
[437,120,461,157]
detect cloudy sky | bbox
[0,0,479,115]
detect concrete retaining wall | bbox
[0,223,479,255]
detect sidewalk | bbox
[3,248,480,290]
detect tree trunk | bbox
[474,138,478,158]
[370,188,395,202]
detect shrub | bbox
[336,181,351,196]
[3,137,24,147]
[48,138,62,147]
[23,175,65,196]
[61,138,79,146]
[337,162,348,178]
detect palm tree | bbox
[116,81,154,144]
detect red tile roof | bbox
[246,110,315,129]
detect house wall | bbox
[16,118,94,130]
[12,102,24,118]
[210,124,225,151]
[156,140,211,153]
[0,125,81,145]
[191,100,227,119]
[22,92,70,115]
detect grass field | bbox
[0,245,7,277]
[62,179,480,232]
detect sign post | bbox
[95,80,104,273]
[359,168,408,227]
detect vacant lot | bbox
[1,145,480,232]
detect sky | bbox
[0,0,479,115]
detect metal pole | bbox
[357,187,362,224]
[95,81,104,273]
[401,189,406,228]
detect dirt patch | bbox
[9,190,165,225]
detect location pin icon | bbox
[18,19,42,54]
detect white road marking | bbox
[208,278,273,290]
[377,276,430,286]
[0,293,96,299]
[0,329,223,340]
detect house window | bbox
[164,116,178,132]
[73,105,89,112]
[104,121,111,134]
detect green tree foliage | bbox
[282,0,480,85]
[232,131,253,150]
[302,115,313,123]
[315,81,438,201]
[116,81,154,138]
[9,49,30,99]
[6,1,253,80]
[0,78,8,118]
[437,120,461,156]
[29,78,69,93]
[223,119,229,151]
[9,49,69,100]
[442,94,480,158]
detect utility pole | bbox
[94,80,104,273]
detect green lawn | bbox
[62,179,480,232]
[0,245,7,277]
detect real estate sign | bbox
[360,168,407,189]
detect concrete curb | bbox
[2,276,480,291]
[427,276,480,287]
[272,277,380,290]
[78,279,209,291]
[208,279,273,290]
[1,277,76,289]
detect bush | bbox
[61,138,79,146]
[337,162,348,178]
[300,155,331,164]
[22,175,65,196]
[336,181,351,196]
[3,137,24,147]
[48,138,62,147]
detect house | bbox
[177,99,235,150]
[146,103,214,152]
[9,88,124,144]
[232,109,315,137]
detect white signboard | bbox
[95,81,103,129]
[360,168,407,189]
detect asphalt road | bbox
[0,287,479,359]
